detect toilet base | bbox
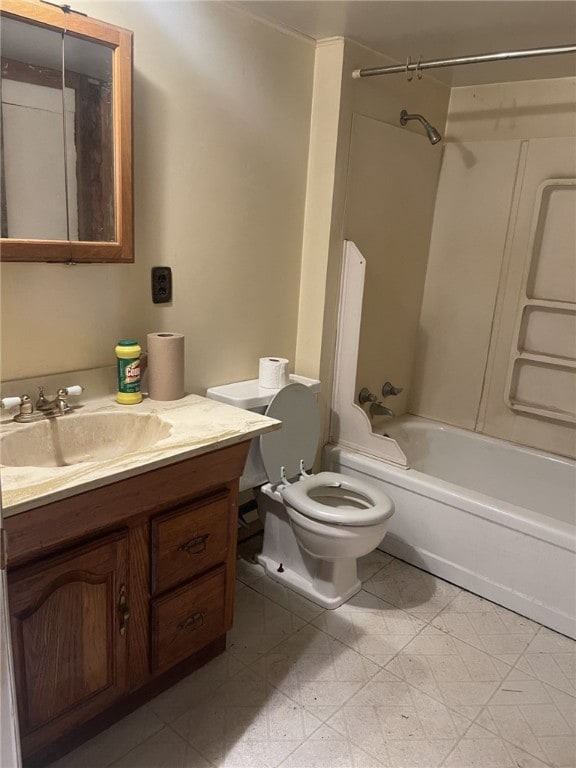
[256,551,362,609]
[255,484,364,609]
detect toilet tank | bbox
[206,375,320,490]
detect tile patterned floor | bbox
[50,541,576,768]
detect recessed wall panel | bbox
[520,307,576,360]
[528,184,576,303]
[511,360,576,421]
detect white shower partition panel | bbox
[330,241,408,467]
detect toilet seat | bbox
[260,385,393,528]
[282,471,394,527]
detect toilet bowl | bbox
[207,379,394,608]
[282,471,393,560]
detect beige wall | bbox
[295,39,345,381]
[411,77,576,458]
[0,1,314,393]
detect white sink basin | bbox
[0,412,172,468]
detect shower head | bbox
[400,109,442,145]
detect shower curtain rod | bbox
[352,43,576,79]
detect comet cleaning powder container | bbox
[116,339,142,404]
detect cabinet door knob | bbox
[178,612,204,632]
[118,584,129,636]
[178,533,210,555]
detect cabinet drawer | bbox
[151,491,230,594]
[150,566,226,672]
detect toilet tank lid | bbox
[206,375,320,410]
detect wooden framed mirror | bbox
[0,0,133,262]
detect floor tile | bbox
[357,549,395,583]
[515,628,576,696]
[384,625,513,716]
[248,573,326,622]
[147,651,247,724]
[278,724,388,767]
[328,670,471,767]
[109,726,213,767]
[363,559,461,621]
[443,724,552,767]
[171,667,323,768]
[475,670,576,766]
[235,556,266,586]
[312,589,426,667]
[536,736,576,768]
[227,586,306,664]
[430,591,540,663]
[48,705,164,768]
[250,624,381,720]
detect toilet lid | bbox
[260,383,320,485]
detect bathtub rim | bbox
[374,413,575,469]
[325,442,575,554]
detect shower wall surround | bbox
[410,77,576,458]
[346,114,443,417]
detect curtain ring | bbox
[405,55,413,82]
[416,56,423,80]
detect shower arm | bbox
[352,42,576,79]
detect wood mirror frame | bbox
[0,0,133,263]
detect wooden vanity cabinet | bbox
[5,441,249,765]
[8,532,129,758]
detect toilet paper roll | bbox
[147,332,185,400]
[259,357,290,389]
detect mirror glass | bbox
[1,17,115,244]
[64,34,114,241]
[1,18,68,240]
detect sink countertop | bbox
[0,394,280,517]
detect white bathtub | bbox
[325,416,576,638]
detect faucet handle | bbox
[358,387,378,405]
[61,385,83,397]
[381,381,403,398]
[1,394,33,418]
[1,395,27,410]
[55,385,83,414]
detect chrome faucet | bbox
[369,402,395,418]
[36,386,75,415]
[359,382,403,419]
[358,387,396,419]
[1,385,83,423]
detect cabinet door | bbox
[8,531,128,754]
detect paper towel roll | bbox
[259,357,290,389]
[147,332,185,401]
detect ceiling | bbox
[234,1,576,85]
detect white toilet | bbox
[207,379,394,609]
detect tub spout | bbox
[369,402,395,418]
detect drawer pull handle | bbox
[118,584,129,636]
[178,533,210,555]
[178,612,204,632]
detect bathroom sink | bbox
[0,412,172,468]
